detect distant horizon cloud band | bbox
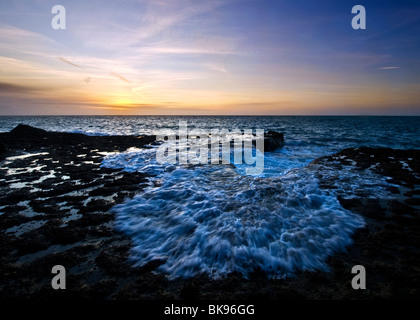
[0,0,419,115]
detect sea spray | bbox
[99,119,403,279]
[104,147,367,279]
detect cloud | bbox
[377,67,400,70]
[135,0,235,41]
[74,0,247,51]
[86,106,130,111]
[138,35,244,56]
[0,82,44,94]
[110,73,132,83]
[140,46,236,55]
[86,103,166,111]
[204,62,228,73]
[0,25,64,59]
[58,57,84,69]
[0,24,59,46]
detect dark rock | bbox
[95,251,127,275]
[179,281,200,299]
[1,125,420,300]
[84,199,114,212]
[405,198,420,206]
[264,131,284,152]
[10,124,48,136]
[137,259,166,274]
[0,142,5,158]
[313,147,420,188]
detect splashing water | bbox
[2,116,416,278]
[101,144,372,279]
[94,115,417,279]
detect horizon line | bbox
[0,114,419,117]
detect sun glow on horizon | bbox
[0,0,419,115]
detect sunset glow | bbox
[0,0,419,115]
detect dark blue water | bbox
[1,116,418,174]
[1,115,419,148]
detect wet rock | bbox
[10,124,48,137]
[1,125,419,300]
[264,131,284,152]
[179,280,200,299]
[137,259,166,274]
[95,250,128,276]
[84,199,114,212]
[0,142,5,159]
[315,147,420,188]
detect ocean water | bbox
[2,116,419,278]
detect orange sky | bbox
[0,0,419,115]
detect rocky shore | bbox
[0,125,419,299]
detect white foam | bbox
[5,152,49,162]
[400,161,413,172]
[68,129,111,136]
[101,147,170,175]
[103,148,366,279]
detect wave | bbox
[102,147,372,279]
[68,129,112,136]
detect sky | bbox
[0,0,419,115]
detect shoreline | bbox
[0,125,419,299]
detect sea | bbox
[1,116,419,279]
